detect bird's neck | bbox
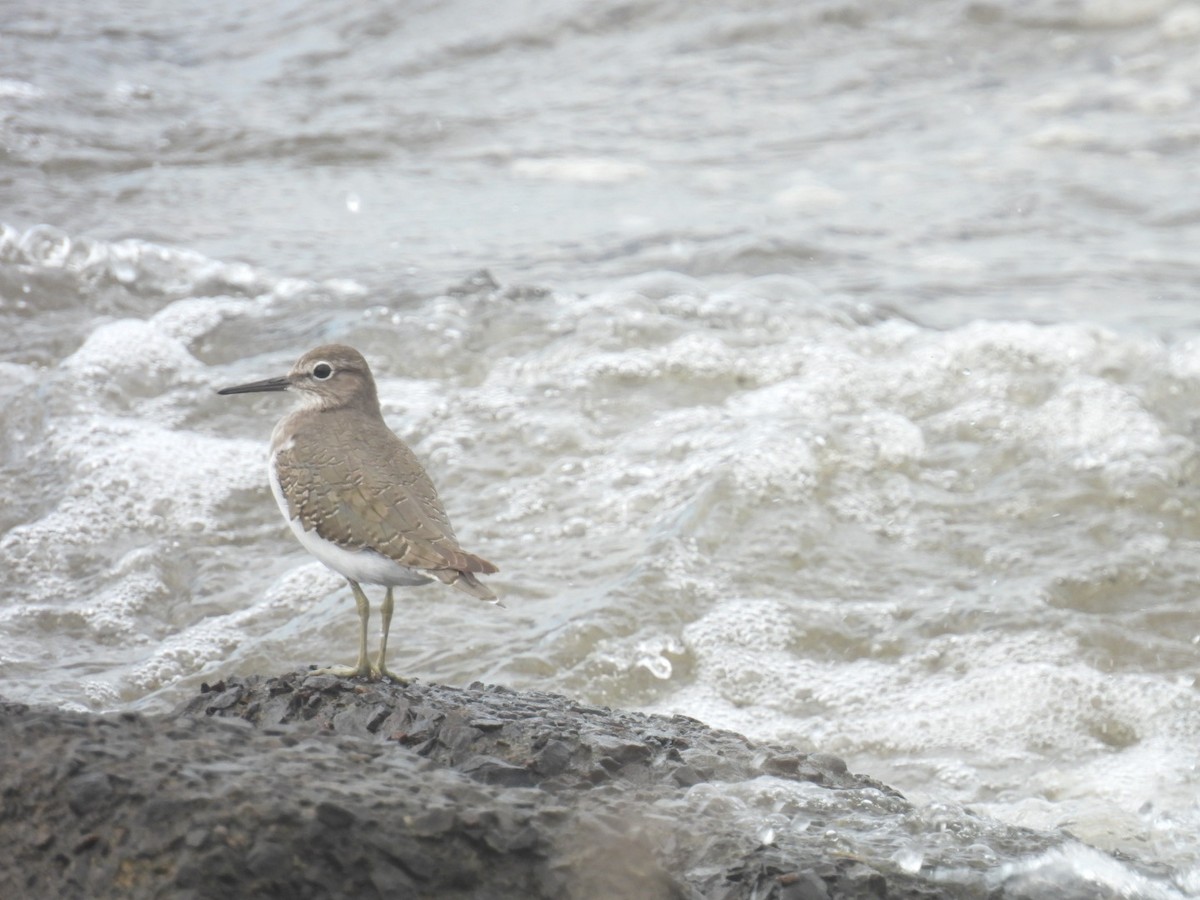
[270,400,385,454]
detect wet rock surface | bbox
[0,672,1135,899]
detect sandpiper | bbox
[218,343,498,681]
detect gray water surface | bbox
[3,1,1200,895]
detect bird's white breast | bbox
[268,451,431,588]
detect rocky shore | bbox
[0,672,1149,899]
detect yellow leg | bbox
[375,587,407,683]
[312,580,373,679]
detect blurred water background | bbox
[4,0,1200,893]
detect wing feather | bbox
[275,411,498,592]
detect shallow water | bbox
[4,0,1200,894]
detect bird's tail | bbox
[435,568,504,607]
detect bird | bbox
[217,343,498,681]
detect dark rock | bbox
[300,673,342,693]
[0,672,1170,899]
[587,732,652,766]
[469,717,505,731]
[67,772,115,817]
[778,870,830,900]
[438,719,483,754]
[315,800,355,829]
[761,754,803,777]
[670,763,705,787]
[807,752,847,775]
[532,739,572,777]
[461,755,535,788]
[406,806,456,837]
[447,268,500,296]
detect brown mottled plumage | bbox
[218,344,498,680]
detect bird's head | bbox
[218,343,380,413]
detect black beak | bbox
[217,375,290,395]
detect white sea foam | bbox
[649,591,1200,881]
[128,563,342,696]
[150,295,261,345]
[4,239,1200,881]
[61,318,202,398]
[983,842,1190,899]
[7,1,1200,884]
[0,306,267,665]
[512,156,650,183]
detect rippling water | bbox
[4,0,1200,894]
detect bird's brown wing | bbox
[275,420,498,592]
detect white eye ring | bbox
[312,361,334,380]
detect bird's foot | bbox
[309,662,374,679]
[372,663,409,686]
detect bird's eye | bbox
[312,362,333,380]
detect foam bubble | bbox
[989,843,1188,900]
[511,156,650,183]
[60,318,202,400]
[0,78,43,100]
[649,589,1200,875]
[76,569,169,642]
[1162,5,1200,37]
[4,224,281,298]
[0,417,262,603]
[128,563,340,695]
[670,596,1200,757]
[772,174,847,211]
[150,295,260,345]
[1013,0,1174,29]
[1027,376,1167,472]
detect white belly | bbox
[268,458,432,588]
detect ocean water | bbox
[4,0,1200,894]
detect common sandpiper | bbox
[218,343,499,681]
